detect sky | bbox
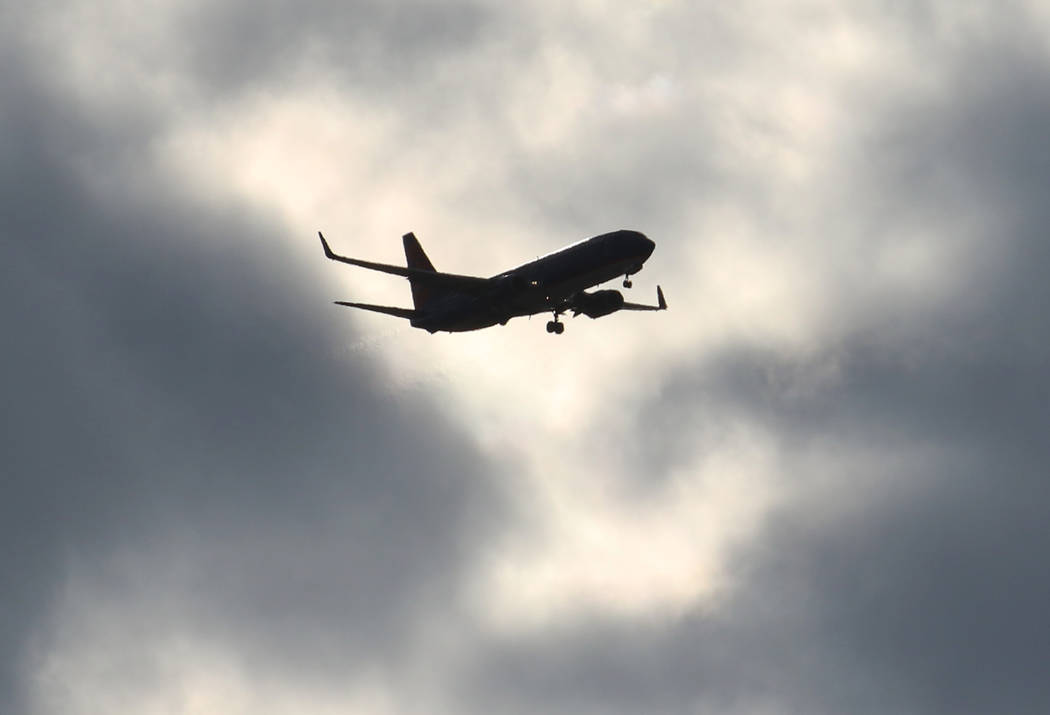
[3,1,1050,713]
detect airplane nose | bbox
[637,233,655,258]
[611,229,655,259]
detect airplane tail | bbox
[403,232,437,310]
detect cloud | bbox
[1,33,509,712]
[175,0,492,96]
[4,1,1050,714]
[461,18,1050,714]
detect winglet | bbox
[657,285,667,310]
[318,231,336,259]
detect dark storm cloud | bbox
[1,36,508,714]
[468,446,1050,715]
[463,26,1050,715]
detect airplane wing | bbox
[620,285,668,311]
[319,232,490,293]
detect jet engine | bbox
[571,289,625,318]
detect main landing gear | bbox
[545,312,565,334]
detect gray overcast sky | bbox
[4,1,1050,713]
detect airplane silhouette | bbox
[318,229,666,334]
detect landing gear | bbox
[545,318,565,334]
[623,275,633,289]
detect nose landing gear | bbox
[545,309,565,335]
[623,274,633,289]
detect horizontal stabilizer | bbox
[334,301,417,320]
[620,285,668,311]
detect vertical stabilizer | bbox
[403,232,436,309]
[403,232,435,271]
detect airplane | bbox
[317,228,666,334]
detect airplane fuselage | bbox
[411,230,654,332]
